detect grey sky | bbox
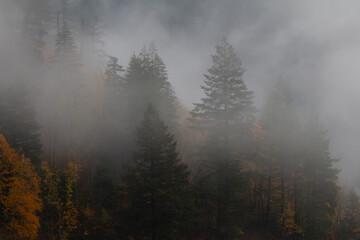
[44,0,360,184]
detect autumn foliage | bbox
[0,134,42,239]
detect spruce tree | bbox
[190,37,255,239]
[17,0,50,62]
[123,45,177,133]
[300,110,339,239]
[104,56,124,93]
[191,36,255,135]
[53,0,82,91]
[55,0,77,63]
[122,104,191,240]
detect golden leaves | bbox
[0,134,42,240]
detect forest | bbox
[0,0,360,239]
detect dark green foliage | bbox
[190,37,255,239]
[259,79,340,238]
[300,111,339,239]
[122,104,191,239]
[87,159,117,237]
[123,45,178,132]
[191,37,255,134]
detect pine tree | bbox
[190,37,255,239]
[53,0,82,92]
[123,45,178,132]
[16,0,50,62]
[191,37,255,136]
[55,0,77,64]
[104,56,124,93]
[122,104,191,240]
[300,110,339,239]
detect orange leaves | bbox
[0,134,42,240]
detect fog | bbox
[71,0,360,184]
[2,0,360,238]
[0,0,358,181]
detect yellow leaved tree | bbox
[0,134,42,239]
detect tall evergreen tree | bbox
[299,110,339,239]
[53,0,82,90]
[190,37,255,239]
[45,0,84,159]
[122,104,191,240]
[55,0,76,63]
[104,56,124,93]
[123,45,178,133]
[191,37,255,135]
[16,0,50,62]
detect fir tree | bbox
[190,37,255,239]
[123,45,177,132]
[55,0,76,62]
[17,0,50,62]
[53,0,82,86]
[191,36,255,136]
[104,56,124,93]
[122,104,191,240]
[300,110,339,239]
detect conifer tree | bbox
[300,110,339,239]
[191,37,255,136]
[123,45,177,132]
[190,37,255,239]
[55,0,76,63]
[104,56,124,93]
[16,0,50,62]
[53,0,82,92]
[122,104,191,240]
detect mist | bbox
[0,0,360,239]
[94,0,360,184]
